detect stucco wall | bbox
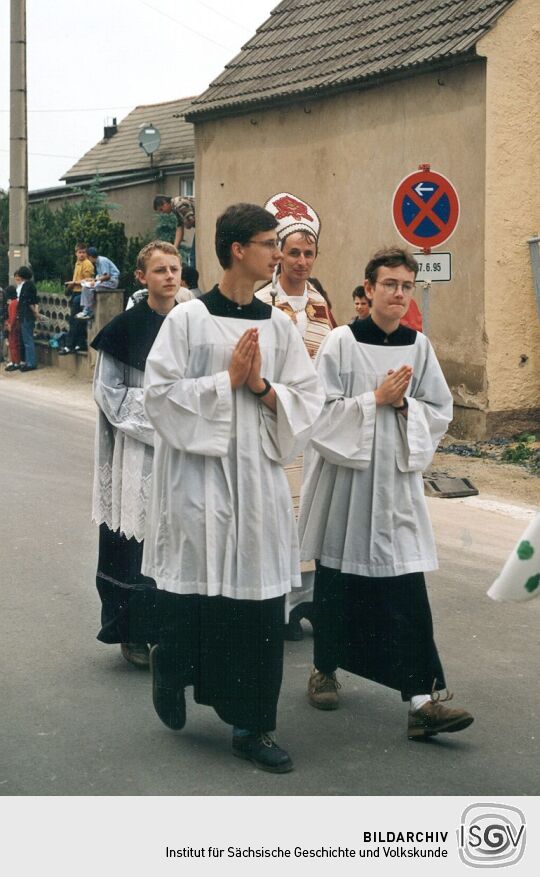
[98,179,160,239]
[478,0,540,422]
[195,64,488,425]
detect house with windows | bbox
[186,0,539,439]
[30,97,195,240]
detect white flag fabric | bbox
[487,513,540,602]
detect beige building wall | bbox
[195,63,487,434]
[478,0,540,433]
[98,180,159,239]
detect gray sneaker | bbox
[307,668,341,710]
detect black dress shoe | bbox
[4,363,20,372]
[149,645,186,730]
[120,642,150,669]
[232,733,294,773]
[20,364,37,372]
[284,618,304,641]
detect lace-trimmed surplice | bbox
[92,351,154,542]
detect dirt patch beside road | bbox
[428,451,538,507]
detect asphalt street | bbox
[1,382,539,797]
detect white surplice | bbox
[299,325,453,577]
[142,298,324,600]
[92,351,154,542]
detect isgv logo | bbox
[458,804,526,868]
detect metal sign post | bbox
[421,280,431,337]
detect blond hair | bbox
[136,240,180,272]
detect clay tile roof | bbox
[186,0,516,120]
[63,96,195,182]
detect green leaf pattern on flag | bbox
[517,540,534,561]
[524,574,540,594]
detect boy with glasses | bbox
[299,246,473,740]
[143,203,324,772]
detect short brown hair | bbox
[215,203,277,269]
[153,195,172,210]
[365,246,418,285]
[136,240,180,272]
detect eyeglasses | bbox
[377,280,416,294]
[245,239,281,251]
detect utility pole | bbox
[9,0,29,277]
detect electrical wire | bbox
[136,0,234,52]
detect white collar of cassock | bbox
[276,278,309,311]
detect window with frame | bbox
[180,177,194,197]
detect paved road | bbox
[1,383,538,796]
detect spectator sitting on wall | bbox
[59,244,95,355]
[153,195,195,248]
[180,264,202,298]
[76,247,120,321]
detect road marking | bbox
[450,496,537,521]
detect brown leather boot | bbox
[408,693,474,739]
[307,668,341,710]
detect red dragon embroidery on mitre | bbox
[272,196,314,223]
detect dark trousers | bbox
[96,524,157,644]
[65,293,87,350]
[312,563,446,701]
[156,592,285,732]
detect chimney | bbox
[103,117,117,140]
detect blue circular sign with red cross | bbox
[392,169,460,248]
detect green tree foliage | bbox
[28,201,75,281]
[154,211,177,243]
[0,178,147,293]
[120,234,149,294]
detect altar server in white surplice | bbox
[91,240,181,670]
[143,203,324,773]
[299,246,474,741]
